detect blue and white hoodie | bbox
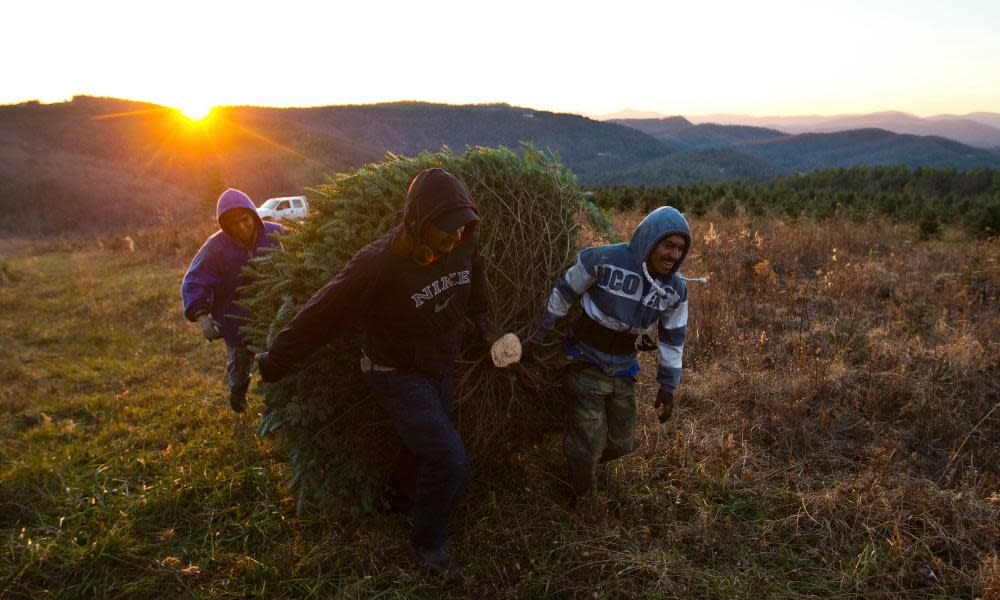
[533,207,691,392]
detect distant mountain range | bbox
[604,110,1000,150]
[601,116,1000,186]
[2,96,999,233]
[731,128,1000,171]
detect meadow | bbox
[1,209,998,598]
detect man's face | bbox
[647,234,687,277]
[222,209,258,247]
[421,221,465,255]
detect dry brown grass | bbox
[613,210,1000,597]
[5,209,995,597]
[122,206,992,596]
[97,212,217,265]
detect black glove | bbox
[472,317,500,354]
[522,310,552,362]
[636,334,657,352]
[519,337,536,362]
[256,351,284,383]
[521,324,550,362]
[654,389,674,423]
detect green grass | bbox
[1,229,997,598]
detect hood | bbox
[628,206,692,279]
[216,188,264,235]
[402,168,478,240]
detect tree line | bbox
[588,166,1000,238]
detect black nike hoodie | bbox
[258,168,489,380]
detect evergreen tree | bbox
[239,146,606,514]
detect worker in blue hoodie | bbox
[181,189,285,413]
[256,168,497,583]
[528,207,692,511]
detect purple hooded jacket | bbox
[181,189,285,347]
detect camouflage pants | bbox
[563,363,637,497]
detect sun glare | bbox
[177,102,214,121]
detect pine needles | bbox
[241,146,605,513]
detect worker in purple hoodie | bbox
[181,189,285,413]
[256,168,496,583]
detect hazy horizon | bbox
[5,95,999,124]
[4,0,1000,119]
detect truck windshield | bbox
[260,199,280,209]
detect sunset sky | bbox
[4,0,999,118]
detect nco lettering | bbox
[596,265,643,301]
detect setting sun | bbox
[177,102,214,121]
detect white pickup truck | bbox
[257,196,309,221]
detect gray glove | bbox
[197,313,222,341]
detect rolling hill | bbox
[3,96,1000,234]
[0,97,672,233]
[733,128,1000,171]
[682,110,1000,149]
[0,97,383,233]
[593,148,791,186]
[599,120,1000,184]
[610,119,788,150]
[606,116,693,139]
[271,102,671,176]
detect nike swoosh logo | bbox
[434,296,453,313]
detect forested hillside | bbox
[613,119,787,150]
[0,97,671,233]
[3,97,1000,234]
[734,129,1000,171]
[594,148,791,186]
[0,97,381,233]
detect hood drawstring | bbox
[641,262,669,297]
[679,274,709,283]
[641,261,709,290]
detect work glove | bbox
[256,351,283,383]
[636,334,657,352]
[654,389,674,423]
[490,333,522,368]
[197,313,223,341]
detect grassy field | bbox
[1,214,998,599]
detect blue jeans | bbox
[363,369,469,550]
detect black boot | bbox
[569,487,599,522]
[407,543,463,584]
[229,389,247,413]
[600,438,641,463]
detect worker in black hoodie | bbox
[257,168,493,583]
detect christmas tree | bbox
[240,146,607,514]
